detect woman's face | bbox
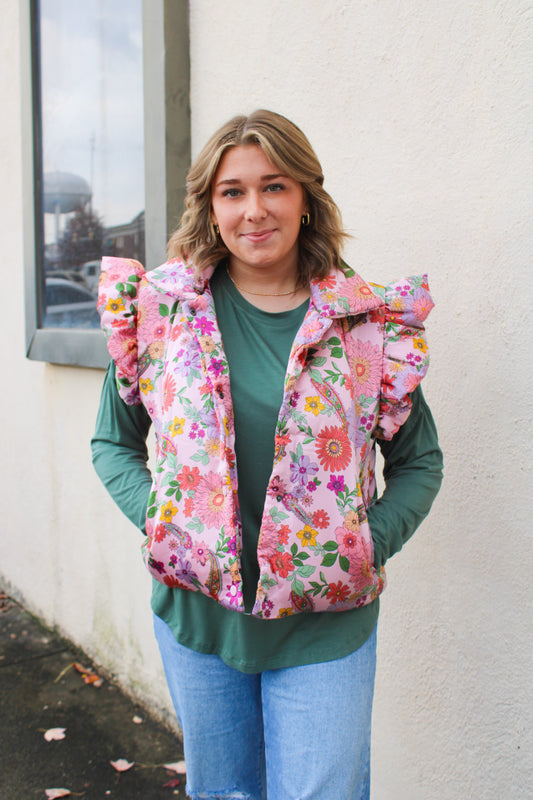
[211,144,307,276]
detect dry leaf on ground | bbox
[110,759,134,772]
[45,789,71,798]
[73,661,104,687]
[44,728,66,741]
[164,760,187,774]
[163,778,181,788]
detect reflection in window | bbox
[37,0,145,328]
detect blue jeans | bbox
[154,614,377,800]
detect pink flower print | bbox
[335,525,360,558]
[108,327,137,376]
[258,518,280,555]
[412,288,433,322]
[195,471,228,528]
[348,537,374,592]
[262,599,274,618]
[208,359,225,378]
[267,475,287,498]
[360,413,376,433]
[189,293,209,312]
[153,319,169,339]
[327,475,345,495]
[351,340,382,396]
[137,299,161,337]
[401,371,420,394]
[226,581,242,607]
[193,316,216,336]
[300,319,323,339]
[337,276,375,309]
[191,541,209,566]
[171,323,184,341]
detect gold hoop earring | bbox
[212,222,220,236]
[301,213,310,227]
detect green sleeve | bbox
[367,386,443,568]
[91,363,153,533]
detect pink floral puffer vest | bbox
[98,258,433,619]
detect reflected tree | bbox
[56,206,105,272]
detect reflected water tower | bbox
[43,171,92,243]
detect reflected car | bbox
[80,260,101,296]
[43,277,100,328]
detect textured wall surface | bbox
[1,1,531,797]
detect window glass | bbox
[37,0,145,329]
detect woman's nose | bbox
[244,192,267,221]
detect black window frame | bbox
[21,0,190,368]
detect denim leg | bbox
[261,625,377,800]
[153,614,266,800]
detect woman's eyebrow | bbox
[215,173,287,187]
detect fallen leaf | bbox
[73,661,104,687]
[44,728,66,741]
[164,761,187,774]
[45,789,71,798]
[163,778,181,788]
[132,715,143,724]
[110,759,134,772]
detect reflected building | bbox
[104,210,145,263]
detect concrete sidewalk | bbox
[0,591,187,800]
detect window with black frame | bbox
[36,0,145,331]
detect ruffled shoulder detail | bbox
[372,275,434,440]
[97,257,146,404]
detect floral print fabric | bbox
[98,258,433,618]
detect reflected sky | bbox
[40,0,144,238]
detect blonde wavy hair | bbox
[167,109,348,284]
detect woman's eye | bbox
[266,183,284,192]
[222,188,242,197]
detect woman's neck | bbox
[225,263,310,312]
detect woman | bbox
[92,109,443,800]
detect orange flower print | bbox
[177,465,200,491]
[316,274,336,290]
[162,374,176,412]
[269,551,295,578]
[315,425,352,471]
[312,509,330,529]
[326,581,350,604]
[278,525,290,545]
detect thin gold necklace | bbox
[227,269,297,297]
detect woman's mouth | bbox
[241,229,275,242]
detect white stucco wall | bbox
[1,1,531,797]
